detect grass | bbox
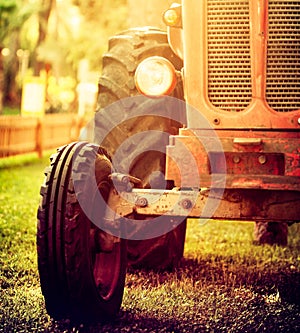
[0,152,54,332]
[0,153,299,332]
[2,106,20,116]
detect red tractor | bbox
[37,0,300,322]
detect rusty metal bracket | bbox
[105,187,300,223]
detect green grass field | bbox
[0,153,299,332]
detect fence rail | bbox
[0,114,85,158]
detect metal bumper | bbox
[107,187,300,223]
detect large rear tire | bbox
[254,221,288,246]
[37,142,127,321]
[95,28,186,270]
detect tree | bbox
[0,0,171,113]
[0,0,40,112]
[128,0,172,29]
[71,0,128,71]
[32,0,53,75]
[0,0,18,112]
[36,0,128,79]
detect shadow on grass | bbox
[184,257,300,305]
[47,312,204,333]
[44,248,300,332]
[126,256,300,306]
[45,258,300,333]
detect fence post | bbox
[36,117,44,158]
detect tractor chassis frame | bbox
[106,187,300,223]
[106,128,300,224]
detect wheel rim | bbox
[92,237,121,300]
[90,173,121,301]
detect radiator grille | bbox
[266,1,300,112]
[207,0,252,112]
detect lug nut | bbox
[135,197,148,208]
[233,156,241,164]
[181,199,193,210]
[258,155,267,165]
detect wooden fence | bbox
[0,114,86,158]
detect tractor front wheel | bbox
[37,142,127,321]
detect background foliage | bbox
[0,0,128,112]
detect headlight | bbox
[135,56,177,97]
[163,4,182,28]
[163,8,180,26]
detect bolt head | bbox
[258,155,267,165]
[233,156,241,164]
[181,199,192,210]
[135,197,148,208]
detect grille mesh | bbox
[266,1,300,112]
[207,0,252,112]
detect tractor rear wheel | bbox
[254,221,288,246]
[95,28,186,270]
[37,142,127,321]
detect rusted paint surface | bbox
[107,188,300,222]
[166,129,300,189]
[182,0,300,130]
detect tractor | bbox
[37,0,300,322]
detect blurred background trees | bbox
[0,0,171,114]
[128,0,171,28]
[0,0,41,111]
